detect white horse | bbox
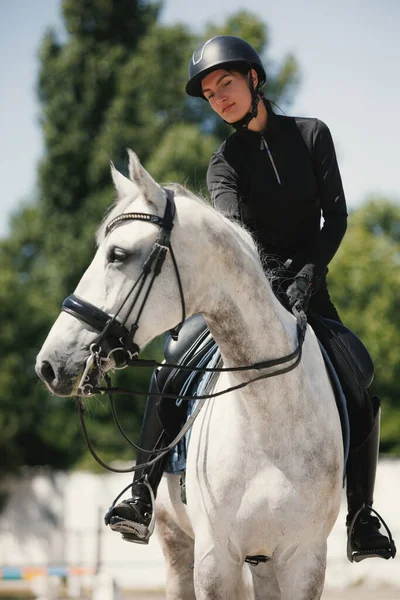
[36,150,343,600]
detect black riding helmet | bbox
[186,35,266,129]
[186,35,266,99]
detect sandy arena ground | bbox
[125,589,400,599]
[322,590,400,599]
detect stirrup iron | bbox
[347,504,397,562]
[105,476,156,544]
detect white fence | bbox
[1,459,399,592]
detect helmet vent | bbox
[192,37,215,66]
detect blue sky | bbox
[1,0,399,238]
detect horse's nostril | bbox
[39,360,56,384]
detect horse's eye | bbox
[108,247,128,263]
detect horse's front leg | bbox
[156,478,195,600]
[273,539,327,600]
[193,540,255,600]
[250,561,281,600]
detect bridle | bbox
[62,188,186,395]
[60,188,308,473]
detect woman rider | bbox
[106,35,395,562]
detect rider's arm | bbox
[207,152,241,218]
[308,120,348,277]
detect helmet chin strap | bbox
[226,71,262,130]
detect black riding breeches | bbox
[308,277,342,322]
[272,272,342,322]
[273,272,373,449]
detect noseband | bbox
[61,188,186,393]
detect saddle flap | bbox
[309,313,374,389]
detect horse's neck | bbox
[201,223,295,371]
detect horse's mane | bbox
[165,183,280,283]
[165,183,266,263]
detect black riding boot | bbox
[346,396,396,562]
[105,369,170,544]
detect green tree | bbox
[204,10,300,108]
[328,198,400,453]
[0,2,300,475]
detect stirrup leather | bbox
[105,476,156,544]
[346,504,396,562]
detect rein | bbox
[62,188,308,473]
[94,308,306,399]
[75,306,307,474]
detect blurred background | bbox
[0,0,399,598]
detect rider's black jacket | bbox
[206,99,348,277]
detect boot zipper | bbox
[260,134,282,185]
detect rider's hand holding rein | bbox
[286,264,315,312]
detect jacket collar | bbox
[235,97,280,139]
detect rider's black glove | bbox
[286,264,315,312]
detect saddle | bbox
[307,311,374,392]
[164,314,214,392]
[155,314,214,445]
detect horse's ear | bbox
[127,149,163,209]
[110,161,136,201]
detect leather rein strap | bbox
[76,307,307,474]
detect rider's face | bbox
[201,68,256,123]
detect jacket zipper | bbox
[260,134,282,185]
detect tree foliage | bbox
[0,1,300,475]
[328,198,400,453]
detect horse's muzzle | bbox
[35,358,83,397]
